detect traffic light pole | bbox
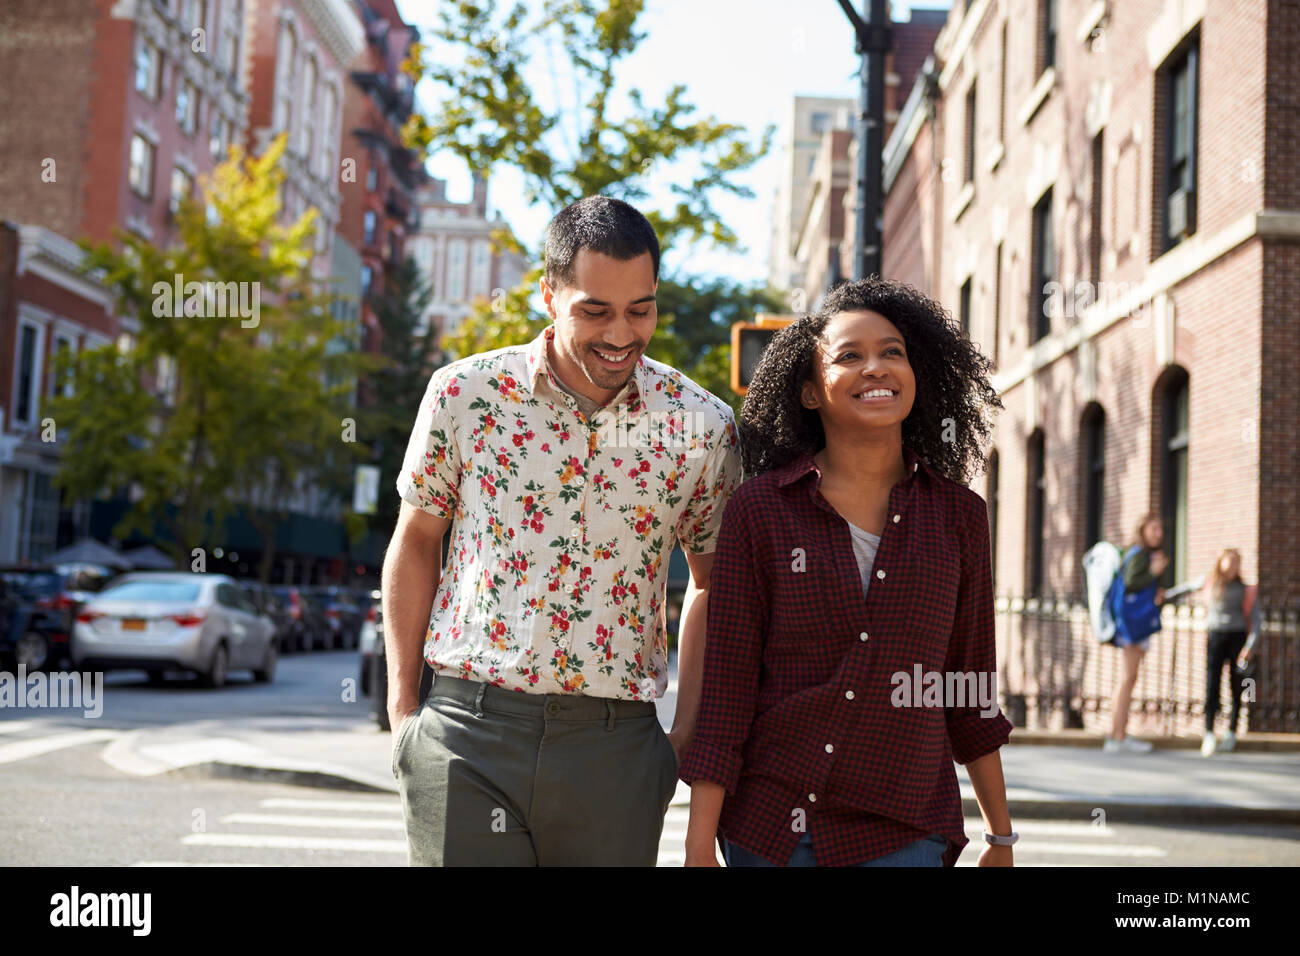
[836,0,892,280]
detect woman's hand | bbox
[978,844,1014,867]
[684,836,721,867]
[1149,550,1169,576]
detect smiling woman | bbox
[677,276,1017,868]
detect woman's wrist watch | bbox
[983,830,1019,846]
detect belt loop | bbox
[473,682,487,718]
[605,700,616,732]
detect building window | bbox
[471,240,491,297]
[176,77,198,135]
[134,33,162,100]
[1040,0,1058,74]
[1090,131,1104,288]
[1027,429,1045,597]
[218,0,241,75]
[810,111,831,134]
[1031,187,1053,342]
[184,0,207,33]
[170,167,193,214]
[319,84,337,180]
[963,81,977,184]
[209,110,227,161]
[959,277,972,338]
[129,135,155,198]
[366,165,378,192]
[299,56,317,157]
[988,449,999,589]
[50,333,76,398]
[360,264,372,302]
[14,319,44,426]
[1161,37,1199,252]
[992,240,1003,368]
[274,23,296,136]
[1161,370,1190,585]
[363,210,376,245]
[447,239,466,302]
[1081,404,1105,550]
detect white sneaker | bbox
[1118,735,1153,753]
[1103,737,1122,753]
[1201,732,1217,757]
[1220,730,1237,753]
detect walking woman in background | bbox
[1199,548,1260,756]
[1104,515,1167,753]
[676,278,1015,867]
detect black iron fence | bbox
[994,594,1300,736]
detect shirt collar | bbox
[524,324,649,408]
[775,444,928,490]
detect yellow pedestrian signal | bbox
[730,314,797,395]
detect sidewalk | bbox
[96,652,1300,824]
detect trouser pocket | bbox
[391,702,423,777]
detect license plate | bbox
[121,618,147,631]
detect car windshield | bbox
[98,580,202,603]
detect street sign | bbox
[730,314,797,394]
[353,464,380,515]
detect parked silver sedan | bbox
[71,572,277,687]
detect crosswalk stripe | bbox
[0,720,40,735]
[182,833,407,852]
[1012,841,1166,857]
[258,798,401,813]
[0,730,118,764]
[221,813,404,830]
[132,862,285,867]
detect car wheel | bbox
[253,641,276,683]
[360,658,371,697]
[371,651,389,730]
[15,631,49,672]
[202,643,228,688]
[145,668,167,685]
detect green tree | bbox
[50,134,368,572]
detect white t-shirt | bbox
[845,520,882,599]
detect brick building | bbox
[881,0,1300,733]
[407,174,527,343]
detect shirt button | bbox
[845,690,855,700]
[913,462,919,472]
[859,631,869,641]
[808,793,818,802]
[570,527,580,537]
[825,744,834,753]
[892,513,901,523]
[876,569,886,580]
[574,476,585,486]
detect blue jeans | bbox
[724,830,947,867]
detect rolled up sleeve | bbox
[395,364,463,519]
[674,414,741,556]
[943,491,1013,764]
[676,490,768,793]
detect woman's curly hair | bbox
[739,277,1003,485]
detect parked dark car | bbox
[0,565,113,671]
[271,585,326,651]
[358,589,381,697]
[241,581,295,654]
[304,586,363,649]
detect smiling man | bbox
[384,196,741,866]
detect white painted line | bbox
[259,797,401,813]
[221,813,404,830]
[0,730,119,764]
[132,862,285,867]
[0,720,39,735]
[982,821,1117,837]
[182,833,408,853]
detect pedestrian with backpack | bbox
[1103,515,1168,753]
[1198,548,1260,757]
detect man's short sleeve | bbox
[675,409,741,555]
[395,364,463,519]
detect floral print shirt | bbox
[396,325,741,700]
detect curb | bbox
[1007,729,1300,751]
[171,761,398,794]
[965,795,1300,825]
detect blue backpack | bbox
[1105,545,1162,645]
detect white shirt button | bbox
[893,513,901,523]
[574,476,585,486]
[570,527,580,537]
[825,744,834,753]
[845,690,855,700]
[808,793,818,802]
[876,569,886,580]
[913,462,919,472]
[859,631,869,641]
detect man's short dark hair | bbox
[543,196,660,290]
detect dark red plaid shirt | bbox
[677,445,1013,866]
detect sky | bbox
[394,0,951,286]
